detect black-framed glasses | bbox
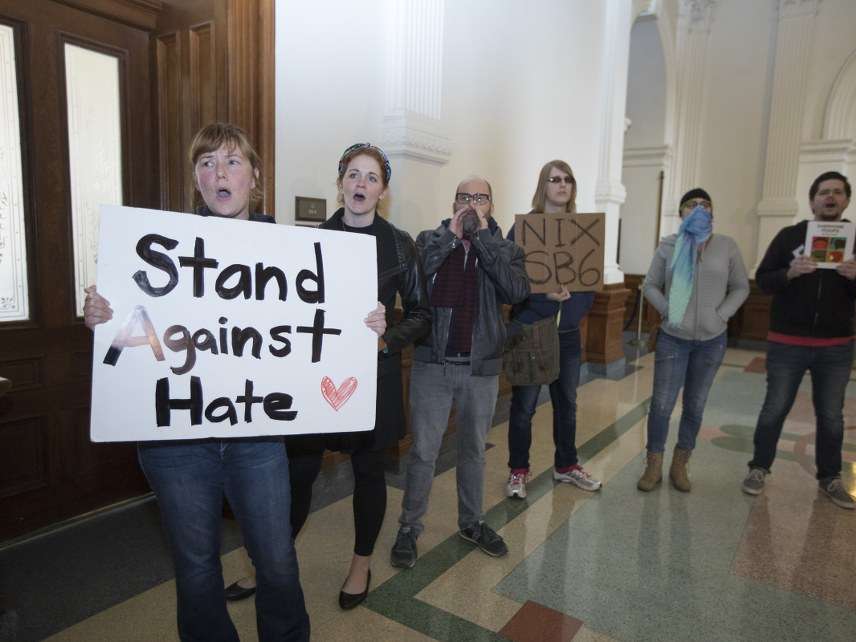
[455,192,491,206]
[681,198,712,211]
[546,176,575,185]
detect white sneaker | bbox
[506,470,529,498]
[554,465,602,492]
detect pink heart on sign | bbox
[320,376,358,411]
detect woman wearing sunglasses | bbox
[504,160,601,500]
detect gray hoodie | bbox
[643,233,749,341]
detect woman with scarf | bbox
[638,188,749,492]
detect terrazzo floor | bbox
[3,341,855,641]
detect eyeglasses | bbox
[338,143,392,183]
[455,192,491,206]
[680,199,712,211]
[546,176,575,185]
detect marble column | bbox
[588,0,634,377]
[753,0,821,271]
[660,0,717,236]
[381,0,451,166]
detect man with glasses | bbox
[743,171,856,509]
[391,176,530,568]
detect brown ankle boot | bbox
[670,447,692,492]
[637,451,663,491]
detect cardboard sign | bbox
[804,221,855,268]
[90,205,378,442]
[513,212,605,293]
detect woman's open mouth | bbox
[353,193,366,203]
[217,188,232,199]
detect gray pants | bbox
[399,360,499,536]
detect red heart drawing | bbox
[320,376,358,411]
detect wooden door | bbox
[0,0,157,541]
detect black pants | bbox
[286,439,387,557]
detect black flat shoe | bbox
[338,570,371,610]
[225,580,256,601]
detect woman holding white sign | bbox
[638,188,749,492]
[504,160,600,500]
[227,143,430,610]
[84,123,388,641]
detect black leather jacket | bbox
[414,218,530,375]
[321,209,431,372]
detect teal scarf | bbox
[668,206,712,325]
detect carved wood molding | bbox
[56,0,163,31]
[225,0,275,213]
[152,0,274,214]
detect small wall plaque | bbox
[295,197,326,223]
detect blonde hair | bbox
[189,122,263,211]
[530,160,577,213]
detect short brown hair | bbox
[531,160,577,213]
[189,122,264,210]
[809,171,851,201]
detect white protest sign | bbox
[90,205,378,442]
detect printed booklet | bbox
[804,221,855,268]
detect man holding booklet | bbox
[743,171,856,509]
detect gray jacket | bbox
[414,219,530,375]
[643,233,749,341]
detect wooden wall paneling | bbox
[0,0,155,540]
[258,0,275,214]
[585,284,631,365]
[153,0,275,214]
[224,0,274,214]
[57,0,163,31]
[156,31,183,211]
[740,282,772,340]
[0,417,49,499]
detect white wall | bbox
[274,1,387,226]
[621,16,667,275]
[802,0,856,141]
[625,18,665,150]
[276,1,609,240]
[693,0,775,267]
[276,0,856,277]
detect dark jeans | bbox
[287,440,387,556]
[750,341,853,481]
[138,439,309,642]
[646,330,727,453]
[507,329,581,470]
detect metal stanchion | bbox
[628,283,645,346]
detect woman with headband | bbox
[638,188,749,492]
[227,143,430,609]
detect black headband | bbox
[338,143,391,183]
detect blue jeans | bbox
[507,329,581,470]
[138,439,309,642]
[645,330,727,453]
[749,341,853,481]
